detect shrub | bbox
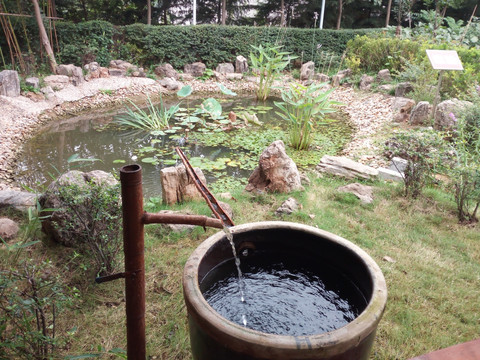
[447,102,480,223]
[0,259,77,359]
[55,180,123,276]
[345,35,422,75]
[385,129,446,198]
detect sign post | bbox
[426,50,463,117]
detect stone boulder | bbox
[184,62,206,77]
[434,99,472,130]
[314,73,330,83]
[377,69,392,82]
[0,70,20,97]
[226,73,242,80]
[25,77,40,89]
[245,140,303,193]
[316,155,379,180]
[300,61,315,81]
[84,62,110,80]
[337,183,374,204]
[216,63,235,74]
[160,165,206,205]
[359,74,374,91]
[378,84,394,93]
[0,218,19,241]
[275,197,301,215]
[410,101,432,125]
[337,69,352,77]
[43,75,70,90]
[235,55,248,73]
[395,82,414,97]
[0,190,37,212]
[158,77,181,90]
[155,63,179,80]
[393,97,416,114]
[109,60,145,77]
[39,170,118,247]
[56,64,84,85]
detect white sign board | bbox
[426,50,463,70]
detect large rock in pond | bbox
[0,70,20,97]
[316,155,378,180]
[160,165,207,205]
[246,140,303,193]
[39,170,118,247]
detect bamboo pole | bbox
[0,12,62,19]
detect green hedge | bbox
[13,21,375,71]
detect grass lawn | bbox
[1,173,479,359]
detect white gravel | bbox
[0,76,393,190]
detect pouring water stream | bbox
[223,225,248,326]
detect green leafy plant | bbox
[55,181,123,276]
[385,129,446,198]
[0,258,77,359]
[447,109,480,223]
[115,94,180,131]
[274,82,340,150]
[249,44,296,101]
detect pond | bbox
[15,95,352,198]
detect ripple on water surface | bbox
[201,251,367,336]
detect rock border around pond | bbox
[0,73,395,192]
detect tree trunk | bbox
[32,0,57,73]
[385,0,392,27]
[221,0,226,25]
[80,0,88,21]
[336,0,343,30]
[147,0,151,25]
[395,0,403,36]
[280,0,285,26]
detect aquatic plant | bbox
[274,82,340,150]
[115,94,180,131]
[250,44,295,101]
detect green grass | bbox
[1,174,479,359]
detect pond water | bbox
[15,96,352,198]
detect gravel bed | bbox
[0,76,393,191]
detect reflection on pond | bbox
[15,96,352,198]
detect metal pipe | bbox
[120,164,146,360]
[143,212,224,229]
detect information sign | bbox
[426,50,464,71]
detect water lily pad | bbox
[200,98,222,120]
[177,85,193,98]
[113,159,126,164]
[217,83,237,96]
[150,130,166,136]
[141,157,158,164]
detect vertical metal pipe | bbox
[120,164,145,360]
